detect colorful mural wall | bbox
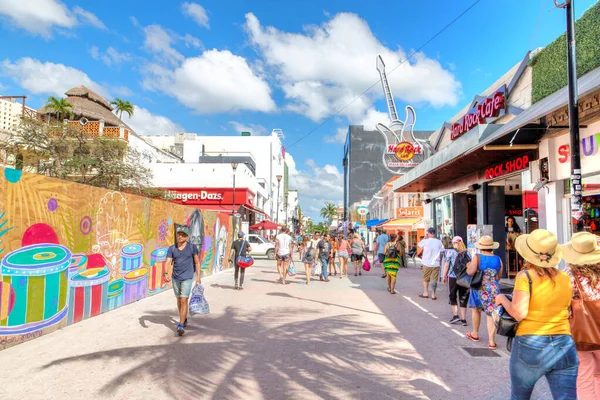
[0,167,234,349]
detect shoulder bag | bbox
[570,273,600,351]
[237,240,254,268]
[456,254,484,289]
[495,270,532,352]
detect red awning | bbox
[193,203,270,218]
[193,204,235,213]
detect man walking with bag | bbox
[164,226,201,336]
[231,231,252,290]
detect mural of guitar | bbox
[375,55,433,175]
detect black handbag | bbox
[495,270,532,352]
[456,253,481,289]
[469,269,484,290]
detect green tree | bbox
[320,202,338,224]
[111,98,134,122]
[44,96,74,121]
[0,117,152,191]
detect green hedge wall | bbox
[531,2,600,104]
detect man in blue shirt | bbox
[164,226,201,336]
[375,230,390,278]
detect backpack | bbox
[386,242,400,259]
[319,240,331,258]
[306,242,316,260]
[452,251,471,276]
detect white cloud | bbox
[90,45,100,60]
[89,46,131,66]
[0,0,76,37]
[229,121,268,136]
[142,49,276,114]
[286,153,343,220]
[72,6,106,30]
[143,24,184,65]
[182,33,202,49]
[1,57,108,98]
[182,2,209,29]
[245,12,461,134]
[124,106,183,136]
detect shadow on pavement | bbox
[138,312,179,330]
[266,292,384,316]
[40,306,437,399]
[211,283,237,290]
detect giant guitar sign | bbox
[375,55,431,175]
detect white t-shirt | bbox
[276,234,292,256]
[418,237,444,267]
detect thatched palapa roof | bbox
[38,85,128,128]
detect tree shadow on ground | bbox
[41,306,443,399]
[266,292,384,316]
[210,283,237,290]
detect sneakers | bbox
[177,324,185,336]
[183,318,188,328]
[449,315,461,324]
[461,319,468,326]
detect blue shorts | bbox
[172,275,196,298]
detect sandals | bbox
[431,296,438,300]
[387,287,391,292]
[466,332,480,342]
[354,273,358,276]
[418,294,429,299]
[390,290,396,295]
[488,343,498,350]
[359,272,362,276]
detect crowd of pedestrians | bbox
[170,222,599,399]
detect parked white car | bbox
[246,234,275,259]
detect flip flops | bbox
[418,294,429,299]
[466,332,480,342]
[488,343,498,350]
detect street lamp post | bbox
[231,162,238,216]
[555,0,582,232]
[276,174,282,224]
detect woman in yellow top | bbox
[495,229,576,400]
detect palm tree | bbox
[111,98,134,122]
[320,202,338,225]
[44,96,74,122]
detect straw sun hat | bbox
[515,229,562,268]
[474,235,499,250]
[559,232,600,265]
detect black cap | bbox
[426,227,436,235]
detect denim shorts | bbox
[172,275,196,298]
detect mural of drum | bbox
[120,243,143,273]
[106,279,124,311]
[68,266,110,324]
[149,248,168,293]
[123,267,148,305]
[0,244,71,335]
[69,253,88,278]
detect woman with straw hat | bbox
[561,232,600,400]
[495,229,577,400]
[465,235,502,349]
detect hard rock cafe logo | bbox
[378,106,427,173]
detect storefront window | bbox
[434,194,454,239]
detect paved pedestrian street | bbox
[0,259,550,400]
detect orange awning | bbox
[379,218,422,230]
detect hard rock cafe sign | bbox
[376,55,430,175]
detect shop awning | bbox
[240,204,270,218]
[379,218,422,230]
[366,218,388,228]
[394,67,600,193]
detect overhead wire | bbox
[287,0,482,149]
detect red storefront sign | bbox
[485,155,530,180]
[164,188,254,206]
[451,91,506,140]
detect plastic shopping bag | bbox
[363,257,371,272]
[288,260,296,276]
[189,284,210,316]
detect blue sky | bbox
[0,0,597,219]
